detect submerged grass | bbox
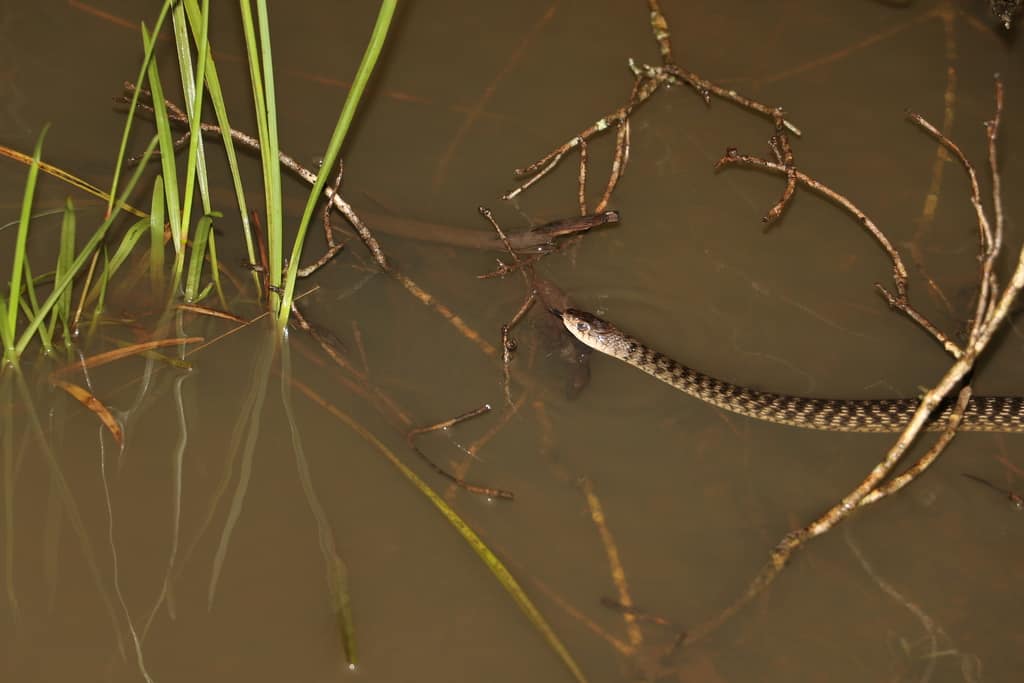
[293,376,589,683]
[281,342,359,668]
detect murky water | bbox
[2,1,1023,681]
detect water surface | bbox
[2,2,1023,681]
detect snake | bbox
[558,308,1024,433]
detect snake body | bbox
[559,308,1024,433]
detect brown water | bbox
[2,1,1024,681]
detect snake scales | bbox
[559,308,1024,433]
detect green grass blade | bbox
[87,251,112,339]
[302,387,588,683]
[4,126,49,358]
[150,175,166,291]
[18,260,54,356]
[107,0,174,218]
[179,0,259,291]
[239,0,284,307]
[254,0,284,303]
[277,0,397,327]
[51,199,77,348]
[140,23,184,279]
[204,230,227,308]
[328,554,357,669]
[14,136,160,357]
[0,297,12,363]
[172,0,213,233]
[194,281,213,302]
[18,261,40,322]
[405,471,587,682]
[184,213,217,302]
[107,218,150,278]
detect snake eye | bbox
[576,321,590,333]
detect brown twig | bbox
[475,212,620,281]
[479,206,537,405]
[646,0,675,65]
[856,386,972,506]
[350,320,370,377]
[503,71,661,202]
[687,76,1016,649]
[908,109,998,337]
[503,2,806,214]
[961,472,1024,509]
[639,62,802,135]
[477,252,545,280]
[577,136,589,216]
[506,42,805,210]
[581,478,644,651]
[596,118,631,213]
[763,109,797,224]
[714,147,970,357]
[444,393,530,502]
[985,76,1005,259]
[294,160,346,277]
[500,307,530,404]
[405,405,514,500]
[295,243,344,278]
[323,161,344,249]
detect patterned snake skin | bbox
[560,308,1024,433]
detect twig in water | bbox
[646,0,675,65]
[686,76,1016,648]
[601,596,688,662]
[445,394,529,502]
[479,207,537,405]
[503,70,659,205]
[350,319,370,378]
[295,159,346,277]
[962,472,1024,510]
[503,2,799,209]
[406,405,514,501]
[763,108,798,225]
[714,146,970,357]
[581,478,644,651]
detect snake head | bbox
[561,308,619,349]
